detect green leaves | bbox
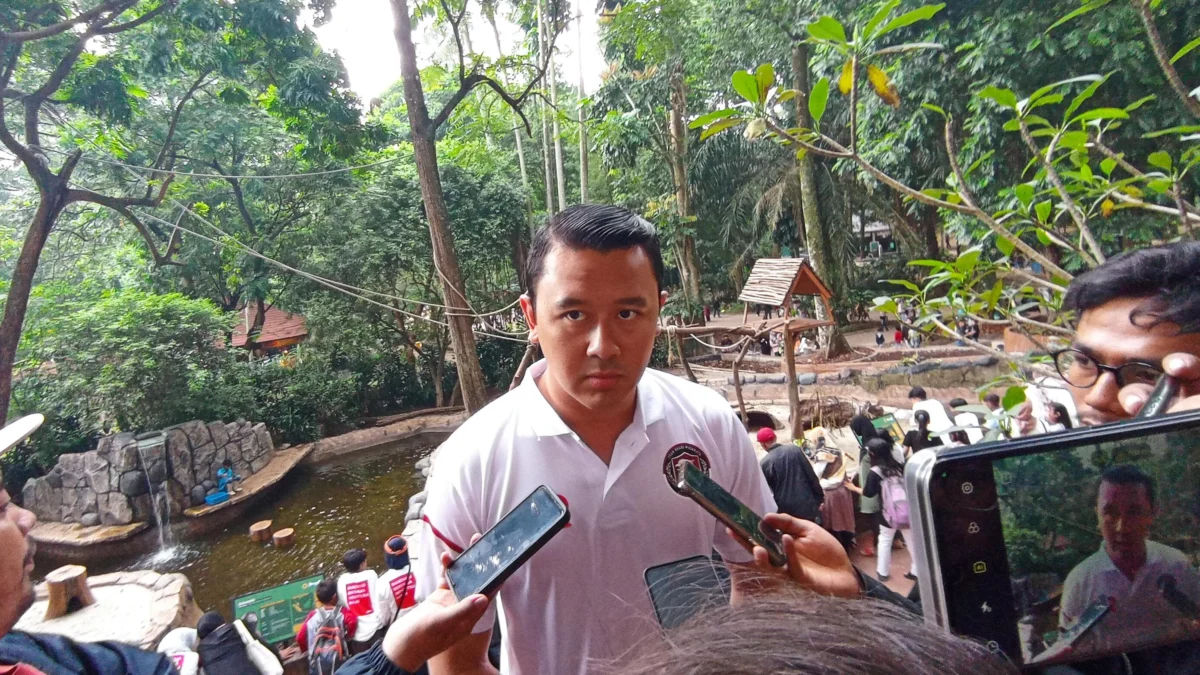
[807,16,848,44]
[1015,183,1035,209]
[1002,386,1027,412]
[700,118,741,140]
[1148,151,1173,171]
[1170,36,1200,64]
[864,1,902,39]
[731,64,776,106]
[979,86,1018,110]
[809,77,831,125]
[1071,107,1128,123]
[755,64,775,100]
[876,4,946,39]
[1144,125,1200,139]
[689,108,739,129]
[1046,0,1114,33]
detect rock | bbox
[971,355,998,367]
[249,454,269,474]
[167,436,193,492]
[131,494,155,522]
[202,479,216,491]
[252,424,274,454]
[225,422,243,443]
[84,452,111,493]
[98,493,133,525]
[80,513,101,527]
[45,466,63,489]
[180,421,212,450]
[762,374,786,384]
[240,437,257,460]
[32,478,61,522]
[134,431,160,441]
[907,361,939,375]
[95,435,114,462]
[405,502,422,523]
[190,485,207,506]
[207,422,230,450]
[120,471,149,497]
[409,491,427,507]
[58,454,85,489]
[795,372,818,386]
[234,459,252,479]
[206,487,217,496]
[414,456,431,471]
[147,461,168,485]
[192,442,217,476]
[111,439,140,472]
[420,466,431,478]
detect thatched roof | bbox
[738,258,833,307]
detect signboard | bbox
[232,574,322,645]
[871,413,904,445]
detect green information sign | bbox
[871,413,904,445]
[232,574,322,645]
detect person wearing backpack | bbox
[298,579,358,675]
[845,438,917,582]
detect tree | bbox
[387,0,562,413]
[0,0,367,422]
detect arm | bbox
[343,608,359,638]
[296,611,313,652]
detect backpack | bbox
[308,609,346,675]
[872,466,910,529]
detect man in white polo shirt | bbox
[1060,465,1200,656]
[415,205,780,675]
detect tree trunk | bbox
[432,339,446,408]
[551,66,568,212]
[390,0,489,414]
[0,189,68,423]
[668,63,702,306]
[487,14,536,231]
[576,0,589,203]
[920,204,941,258]
[791,42,849,357]
[538,0,557,214]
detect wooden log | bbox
[250,520,273,543]
[509,343,538,391]
[732,337,756,425]
[784,326,803,440]
[675,331,698,384]
[273,528,295,549]
[43,565,96,620]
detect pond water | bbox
[49,439,434,616]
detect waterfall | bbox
[134,434,174,553]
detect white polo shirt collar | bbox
[519,359,666,438]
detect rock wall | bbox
[23,420,275,527]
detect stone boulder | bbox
[80,513,101,527]
[190,485,207,507]
[252,424,274,454]
[84,451,111,494]
[207,421,229,451]
[99,492,133,525]
[58,454,85,489]
[166,431,194,492]
[71,487,98,523]
[120,471,149,497]
[179,421,212,451]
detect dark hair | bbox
[1048,402,1073,429]
[316,578,338,605]
[947,398,968,409]
[342,548,367,572]
[983,393,1000,407]
[914,410,930,434]
[197,611,225,639]
[1063,241,1200,334]
[908,386,927,400]
[849,415,877,446]
[524,204,664,300]
[222,459,232,467]
[609,589,1017,675]
[1100,464,1155,510]
[949,430,971,445]
[866,438,903,478]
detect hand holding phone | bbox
[677,463,786,566]
[756,513,860,599]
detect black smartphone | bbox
[907,409,1200,670]
[644,555,731,630]
[677,463,786,567]
[445,485,570,600]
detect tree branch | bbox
[94,0,177,35]
[0,0,133,43]
[1109,189,1200,225]
[66,173,174,209]
[151,69,209,171]
[0,50,48,184]
[1134,0,1200,118]
[114,206,182,266]
[1092,138,1199,221]
[1018,120,1104,264]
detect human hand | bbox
[736,513,859,599]
[1118,353,1200,417]
[382,541,494,672]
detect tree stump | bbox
[44,565,96,620]
[249,520,273,543]
[273,528,295,549]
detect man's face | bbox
[520,242,666,419]
[1097,481,1154,569]
[1071,297,1200,426]
[0,489,37,636]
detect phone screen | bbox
[679,464,785,565]
[927,416,1200,668]
[644,555,731,630]
[445,486,568,599]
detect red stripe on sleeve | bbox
[421,514,464,554]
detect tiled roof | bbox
[231,306,308,348]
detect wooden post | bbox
[783,322,803,440]
[732,337,755,425]
[43,565,96,620]
[250,520,273,543]
[675,332,698,384]
[273,528,295,549]
[741,303,750,326]
[509,343,538,391]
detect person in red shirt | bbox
[296,579,358,661]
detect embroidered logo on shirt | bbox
[663,443,711,495]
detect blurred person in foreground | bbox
[1056,242,1200,426]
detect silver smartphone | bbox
[907,409,1200,670]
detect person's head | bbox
[914,410,930,433]
[612,589,1017,675]
[316,578,339,606]
[342,548,367,573]
[755,427,777,450]
[949,430,970,446]
[849,415,876,445]
[0,475,37,638]
[865,438,902,477]
[384,535,410,570]
[983,393,1001,411]
[1047,402,1073,429]
[222,458,231,468]
[947,398,967,410]
[1060,242,1200,426]
[908,386,927,403]
[519,205,667,423]
[196,611,225,640]
[1096,465,1156,570]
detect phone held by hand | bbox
[677,463,786,567]
[907,409,1200,670]
[445,485,570,600]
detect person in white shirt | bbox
[376,535,418,627]
[337,548,385,653]
[416,205,859,675]
[1059,465,1200,656]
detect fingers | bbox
[725,526,756,557]
[1163,353,1200,379]
[441,594,491,630]
[762,512,808,539]
[469,532,483,546]
[1118,383,1155,416]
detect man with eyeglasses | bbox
[1055,242,1200,427]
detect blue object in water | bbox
[204,491,229,506]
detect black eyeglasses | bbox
[1051,348,1162,389]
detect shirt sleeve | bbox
[711,409,777,564]
[296,610,314,651]
[1059,563,1087,628]
[413,442,496,635]
[343,607,358,639]
[863,470,882,500]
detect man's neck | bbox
[537,378,637,465]
[1108,545,1148,582]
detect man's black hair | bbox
[524,204,664,300]
[222,459,232,467]
[196,611,225,639]
[342,547,367,572]
[1100,464,1156,510]
[316,578,338,605]
[983,393,1000,406]
[1063,241,1200,334]
[908,386,927,400]
[948,398,968,409]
